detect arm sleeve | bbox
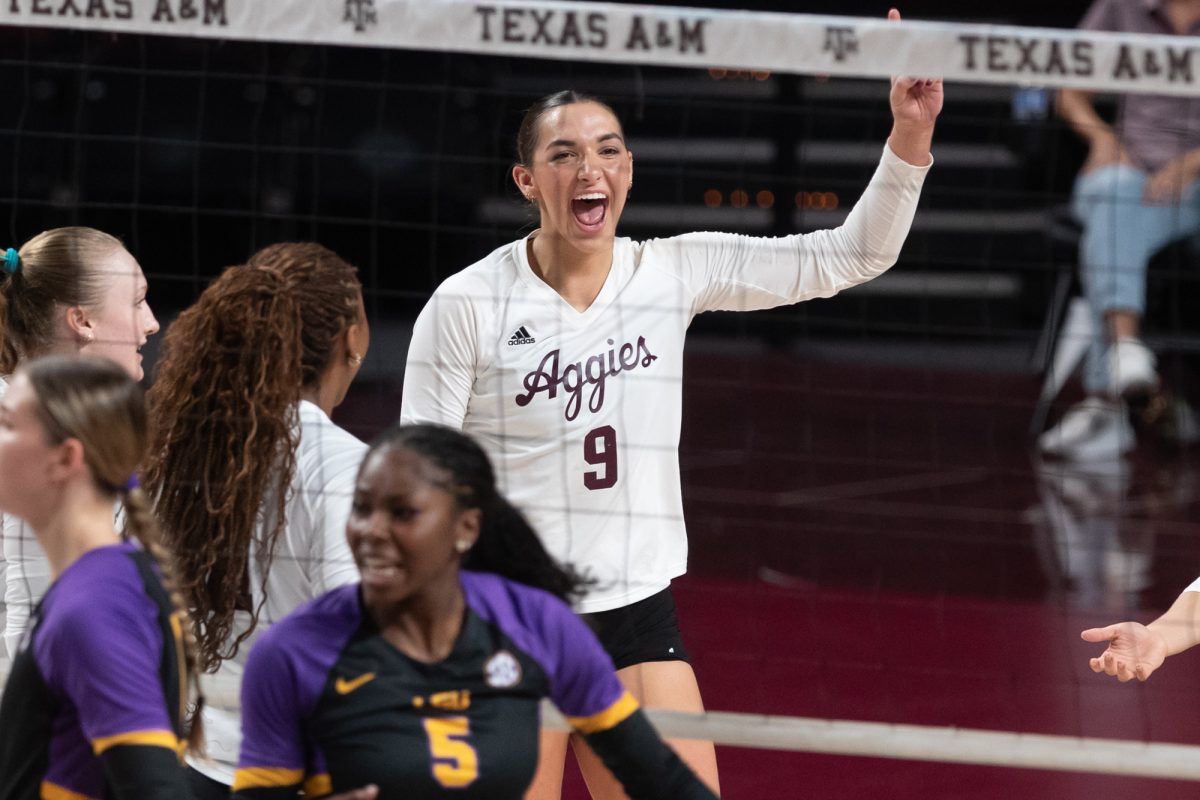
[400,288,479,429]
[233,633,308,798]
[581,709,718,800]
[101,745,191,800]
[663,143,929,315]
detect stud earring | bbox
[348,352,364,367]
[455,540,472,554]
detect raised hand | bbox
[1080,622,1168,682]
[887,9,944,129]
[885,8,941,166]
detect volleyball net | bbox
[4,1,1200,795]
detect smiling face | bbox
[81,248,159,380]
[346,444,480,611]
[512,101,634,256]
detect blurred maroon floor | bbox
[340,345,1200,799]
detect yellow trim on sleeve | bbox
[567,690,639,734]
[90,729,179,755]
[232,766,306,791]
[304,773,333,796]
[40,781,97,800]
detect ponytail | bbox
[463,493,589,604]
[144,265,304,671]
[371,424,592,603]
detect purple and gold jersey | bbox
[234,571,717,799]
[0,542,189,800]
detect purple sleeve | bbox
[463,575,626,719]
[540,600,628,718]
[40,581,175,750]
[1078,0,1117,32]
[237,632,308,773]
[236,586,361,782]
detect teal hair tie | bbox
[2,248,18,275]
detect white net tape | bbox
[2,0,1200,96]
[0,657,1184,783]
[206,662,1200,782]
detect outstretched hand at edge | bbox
[886,8,942,166]
[1080,622,1168,683]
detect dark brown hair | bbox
[0,227,126,373]
[514,89,623,167]
[24,354,204,752]
[144,243,361,671]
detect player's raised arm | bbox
[885,8,942,167]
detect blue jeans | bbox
[1071,165,1200,393]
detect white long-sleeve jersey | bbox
[402,144,931,613]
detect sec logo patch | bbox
[484,650,522,688]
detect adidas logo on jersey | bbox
[508,326,536,346]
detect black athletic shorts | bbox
[581,586,690,671]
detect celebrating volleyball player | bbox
[0,355,201,799]
[0,227,160,657]
[144,243,370,798]
[232,424,718,800]
[400,9,940,796]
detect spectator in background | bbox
[1040,0,1200,461]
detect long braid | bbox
[21,354,206,754]
[121,485,206,754]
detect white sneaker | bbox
[1175,398,1200,445]
[1038,398,1134,461]
[1107,337,1158,398]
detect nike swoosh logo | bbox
[334,672,376,695]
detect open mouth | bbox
[358,556,400,583]
[571,192,608,232]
